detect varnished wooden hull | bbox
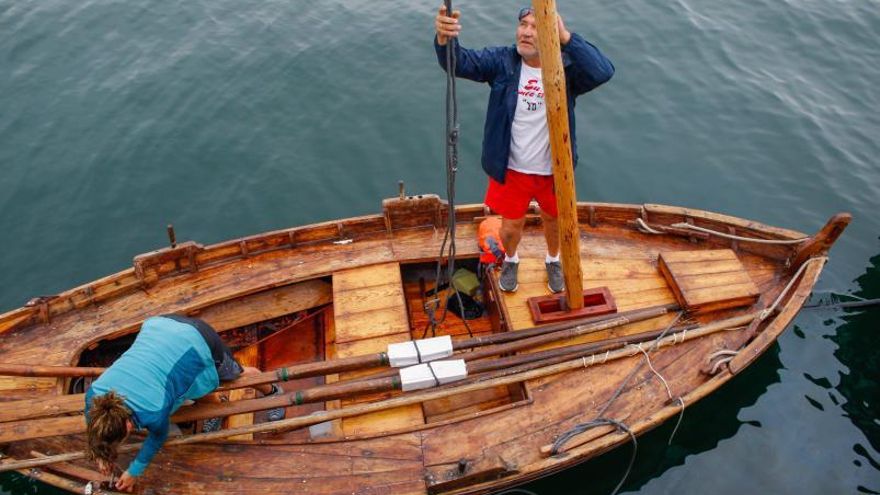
[0,196,847,494]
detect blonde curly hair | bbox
[86,391,131,465]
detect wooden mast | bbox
[531,0,584,309]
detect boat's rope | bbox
[635,217,809,245]
[628,343,686,445]
[634,218,665,235]
[669,222,808,244]
[424,0,473,339]
[760,256,827,321]
[550,418,637,495]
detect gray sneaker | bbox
[499,261,519,292]
[266,384,286,422]
[202,417,222,433]
[546,261,564,293]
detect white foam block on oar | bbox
[388,335,453,367]
[399,360,467,392]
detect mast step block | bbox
[527,287,616,324]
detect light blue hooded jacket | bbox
[84,316,219,476]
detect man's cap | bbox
[518,7,534,20]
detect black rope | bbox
[414,340,423,363]
[426,362,441,387]
[425,0,473,339]
[550,418,638,495]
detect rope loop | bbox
[669,222,809,244]
[635,218,665,235]
[760,256,828,322]
[550,418,637,495]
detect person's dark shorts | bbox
[162,315,244,381]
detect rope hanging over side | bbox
[759,256,828,320]
[550,418,637,495]
[424,0,473,338]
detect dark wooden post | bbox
[531,0,584,309]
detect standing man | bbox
[434,5,614,292]
[84,315,285,492]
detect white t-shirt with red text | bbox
[507,63,552,176]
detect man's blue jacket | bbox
[435,33,614,183]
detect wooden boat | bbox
[0,194,849,494]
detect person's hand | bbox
[435,5,461,46]
[115,471,137,492]
[557,14,571,45]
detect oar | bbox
[0,311,756,474]
[0,363,105,378]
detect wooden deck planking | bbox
[500,257,677,332]
[332,264,424,436]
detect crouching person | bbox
[85,315,284,492]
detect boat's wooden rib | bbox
[0,199,847,495]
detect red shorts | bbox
[484,169,557,219]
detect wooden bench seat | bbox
[329,263,424,436]
[658,249,760,313]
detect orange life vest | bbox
[478,216,505,264]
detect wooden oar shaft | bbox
[0,312,756,474]
[0,363,105,377]
[10,462,125,495]
[466,323,697,375]
[218,352,387,391]
[454,304,678,349]
[461,306,669,362]
[532,0,584,309]
[173,376,399,423]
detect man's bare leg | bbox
[540,211,560,258]
[501,217,527,257]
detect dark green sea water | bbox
[1,0,878,493]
